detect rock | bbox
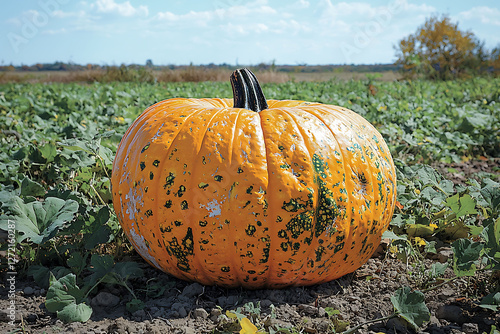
[436,247,453,263]
[193,308,209,319]
[318,307,326,317]
[461,323,479,334]
[184,328,196,334]
[264,318,293,329]
[437,287,455,301]
[23,286,34,296]
[132,309,146,319]
[178,307,188,318]
[181,283,204,298]
[226,296,239,306]
[349,304,360,313]
[298,304,318,316]
[210,308,222,317]
[92,291,120,308]
[260,299,273,309]
[427,325,446,334]
[312,318,331,333]
[171,302,188,317]
[435,305,463,324]
[429,314,441,326]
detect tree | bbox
[395,15,484,80]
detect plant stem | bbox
[340,313,398,334]
[230,68,268,112]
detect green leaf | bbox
[84,225,111,250]
[430,262,448,278]
[480,179,500,214]
[324,307,341,317]
[445,194,477,218]
[113,262,144,281]
[489,325,499,334]
[480,292,500,312]
[45,273,91,322]
[416,166,453,194]
[389,214,407,228]
[0,196,78,244]
[39,143,58,163]
[27,265,72,289]
[67,252,87,275]
[451,238,484,277]
[406,224,436,238]
[87,254,115,285]
[56,302,92,323]
[482,217,500,269]
[20,177,46,198]
[382,230,407,240]
[46,274,84,312]
[420,187,446,205]
[390,286,430,330]
[126,298,144,313]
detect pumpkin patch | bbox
[111,68,397,288]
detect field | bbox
[0,68,400,84]
[0,76,499,333]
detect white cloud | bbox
[93,0,148,17]
[52,10,86,19]
[295,0,310,9]
[458,6,500,26]
[42,28,68,35]
[153,2,277,25]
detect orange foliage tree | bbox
[395,15,486,80]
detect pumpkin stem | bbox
[230,68,268,112]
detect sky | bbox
[1,0,499,66]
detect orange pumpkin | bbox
[111,69,396,288]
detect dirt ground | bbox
[1,251,499,334]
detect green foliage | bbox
[45,273,92,323]
[391,287,430,330]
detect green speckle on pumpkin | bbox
[141,143,150,153]
[176,185,186,197]
[245,224,256,236]
[164,172,176,189]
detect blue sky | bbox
[1,0,499,66]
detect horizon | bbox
[2,0,500,67]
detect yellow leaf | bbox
[414,236,427,247]
[239,317,258,334]
[226,310,238,319]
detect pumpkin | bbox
[111,68,396,288]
